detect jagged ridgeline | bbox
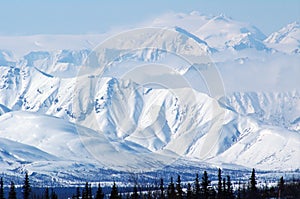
[0,12,299,184]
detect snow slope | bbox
[0,74,299,172]
[211,127,300,170]
[0,12,299,182]
[194,14,266,50]
[265,22,300,53]
[219,92,300,131]
[0,111,178,172]
[148,12,267,51]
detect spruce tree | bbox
[186,183,192,199]
[0,177,4,199]
[95,183,104,199]
[131,184,138,199]
[226,175,233,199]
[23,172,31,199]
[176,175,183,199]
[242,183,247,199]
[278,176,284,198]
[222,178,226,199]
[209,187,216,199]
[167,177,175,199]
[76,187,81,199]
[88,183,92,199]
[88,184,93,199]
[201,171,210,199]
[44,187,49,199]
[249,168,257,199]
[262,182,270,199]
[110,182,119,199]
[51,189,58,199]
[146,186,152,199]
[82,182,89,199]
[82,188,85,199]
[237,181,241,199]
[217,168,222,199]
[194,173,201,199]
[159,178,164,199]
[8,182,16,199]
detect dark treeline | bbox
[1,169,299,199]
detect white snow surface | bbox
[265,22,300,54]
[0,12,299,181]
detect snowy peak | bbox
[265,21,300,53]
[265,21,300,44]
[210,13,233,23]
[0,11,299,180]
[225,32,271,51]
[194,14,266,50]
[148,12,267,51]
[1,12,298,55]
[149,11,210,33]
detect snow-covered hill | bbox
[0,11,299,183]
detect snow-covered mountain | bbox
[0,12,299,183]
[148,12,267,51]
[265,22,300,54]
[0,58,299,171]
[0,12,298,57]
[219,92,300,131]
[195,14,267,50]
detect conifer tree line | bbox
[0,169,299,199]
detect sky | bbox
[0,0,299,36]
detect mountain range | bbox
[0,11,299,184]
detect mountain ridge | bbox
[0,12,299,183]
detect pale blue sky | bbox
[0,0,299,36]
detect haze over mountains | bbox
[0,11,299,183]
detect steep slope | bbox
[265,22,300,53]
[211,127,300,170]
[0,50,298,173]
[0,104,10,116]
[0,12,299,177]
[225,32,270,51]
[219,92,300,131]
[89,78,300,170]
[89,77,226,157]
[1,71,299,172]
